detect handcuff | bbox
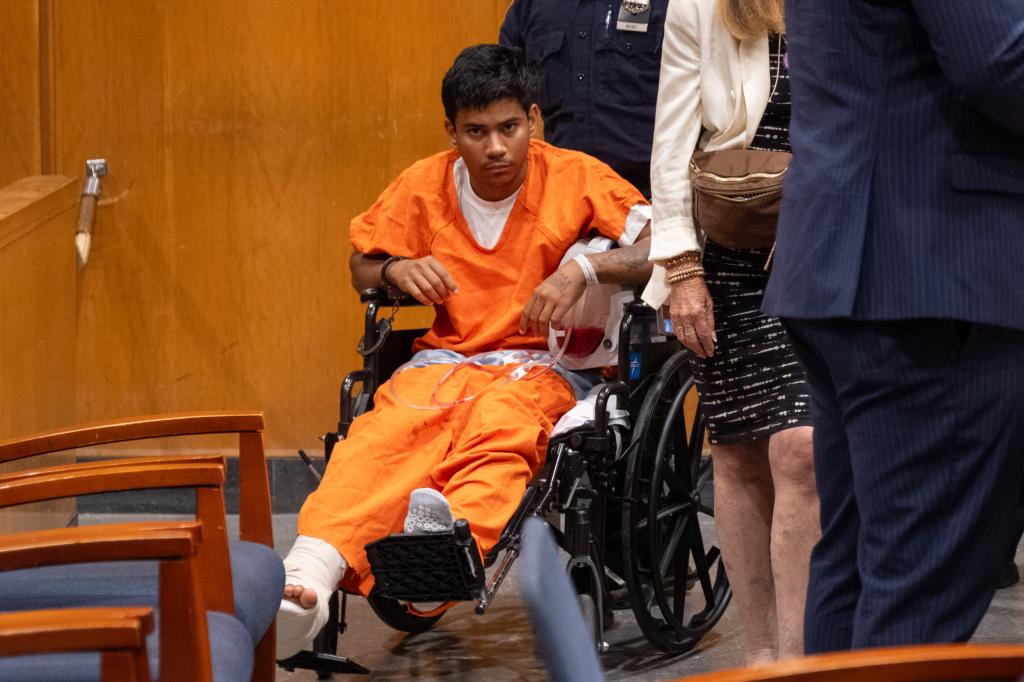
[379,255,407,301]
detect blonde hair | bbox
[717,0,785,40]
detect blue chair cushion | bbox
[0,539,283,646]
[0,610,253,681]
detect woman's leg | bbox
[712,438,778,664]
[766,425,819,659]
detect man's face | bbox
[445,99,539,202]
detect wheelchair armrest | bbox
[340,369,373,431]
[359,288,424,307]
[594,382,628,430]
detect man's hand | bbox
[519,261,587,336]
[387,256,459,305]
[669,277,716,358]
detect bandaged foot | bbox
[403,488,454,534]
[275,535,347,660]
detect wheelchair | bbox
[279,289,732,677]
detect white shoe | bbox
[403,488,454,534]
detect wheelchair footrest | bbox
[365,518,485,603]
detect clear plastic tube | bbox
[387,326,574,412]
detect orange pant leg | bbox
[430,369,576,556]
[297,364,457,594]
[298,363,576,596]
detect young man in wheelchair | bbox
[277,43,655,659]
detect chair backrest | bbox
[678,643,1024,682]
[519,517,604,682]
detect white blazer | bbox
[642,0,771,307]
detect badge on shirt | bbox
[617,0,651,33]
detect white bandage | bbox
[573,254,599,286]
[276,535,347,659]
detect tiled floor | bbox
[81,512,1024,681]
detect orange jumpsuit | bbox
[298,140,646,596]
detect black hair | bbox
[441,44,539,123]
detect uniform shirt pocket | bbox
[595,30,662,105]
[529,30,569,110]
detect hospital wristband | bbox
[573,254,599,287]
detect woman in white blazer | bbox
[642,0,818,663]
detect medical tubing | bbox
[387,326,574,411]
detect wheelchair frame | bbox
[278,291,731,677]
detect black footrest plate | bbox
[277,650,369,675]
[366,519,485,603]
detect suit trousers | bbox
[783,318,1024,652]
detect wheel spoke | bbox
[621,351,732,654]
[657,513,691,577]
[661,467,689,499]
[689,527,716,606]
[633,501,692,533]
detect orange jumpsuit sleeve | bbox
[579,155,649,243]
[349,171,430,258]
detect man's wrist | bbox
[573,254,599,286]
[379,256,406,298]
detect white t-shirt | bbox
[454,157,520,249]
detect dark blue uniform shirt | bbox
[499,0,666,198]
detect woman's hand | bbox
[387,256,458,305]
[669,277,716,358]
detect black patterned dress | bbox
[690,34,812,445]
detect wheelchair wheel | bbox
[366,590,444,633]
[621,350,731,654]
[577,592,598,642]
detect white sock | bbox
[275,535,347,659]
[403,488,454,534]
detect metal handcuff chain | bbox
[387,325,575,412]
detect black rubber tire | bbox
[621,350,732,654]
[366,590,444,633]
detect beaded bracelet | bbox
[666,266,705,285]
[663,250,704,284]
[662,251,701,272]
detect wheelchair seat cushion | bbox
[0,539,284,647]
[0,610,253,682]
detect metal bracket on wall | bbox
[75,158,107,266]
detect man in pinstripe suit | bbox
[762,0,1024,653]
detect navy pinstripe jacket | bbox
[762,0,1024,332]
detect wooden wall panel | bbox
[0,1,42,187]
[47,1,511,455]
[0,175,79,533]
[53,1,173,427]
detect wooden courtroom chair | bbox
[0,605,155,681]
[0,521,220,680]
[679,643,1024,682]
[0,412,283,681]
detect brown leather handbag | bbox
[688,148,791,250]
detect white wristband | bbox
[573,254,599,286]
